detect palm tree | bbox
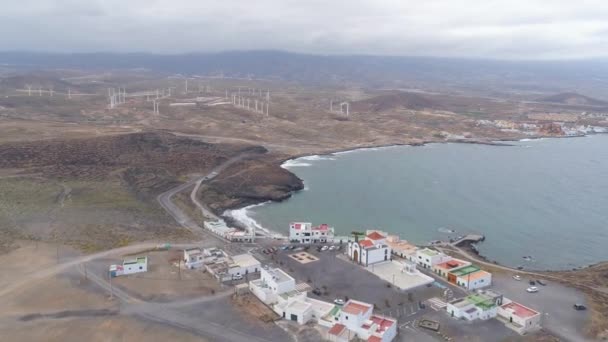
[351,231,364,242]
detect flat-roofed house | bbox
[386,236,418,261]
[289,222,335,244]
[249,267,296,304]
[337,300,397,342]
[446,291,503,321]
[109,256,148,277]
[497,299,542,335]
[183,248,205,269]
[415,248,452,269]
[448,265,492,290]
[432,258,471,279]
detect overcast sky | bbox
[2,0,608,59]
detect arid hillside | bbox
[0,132,267,252]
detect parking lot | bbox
[253,244,593,341]
[490,272,592,342]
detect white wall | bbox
[260,268,295,294]
[458,272,492,290]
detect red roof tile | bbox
[367,232,385,240]
[359,240,374,248]
[343,301,372,315]
[313,224,329,230]
[328,323,346,336]
[368,336,382,342]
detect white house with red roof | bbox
[497,298,542,335]
[328,299,397,342]
[289,222,335,244]
[347,230,392,266]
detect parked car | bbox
[281,246,290,250]
[312,288,322,296]
[529,280,536,286]
[537,279,546,286]
[289,245,297,250]
[513,275,522,281]
[573,304,587,311]
[233,274,243,281]
[526,286,539,293]
[334,299,345,305]
[329,246,336,251]
[321,246,329,251]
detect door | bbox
[353,250,359,263]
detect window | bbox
[139,266,143,270]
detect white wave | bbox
[281,160,312,169]
[223,203,278,237]
[332,144,404,156]
[299,155,336,161]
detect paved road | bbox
[81,265,276,342]
[156,152,255,237]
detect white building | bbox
[289,222,335,244]
[333,300,397,342]
[183,248,205,269]
[205,252,261,281]
[415,248,452,269]
[386,235,418,261]
[447,265,492,290]
[109,256,148,277]
[446,291,503,321]
[249,267,297,304]
[457,270,492,290]
[348,231,392,266]
[204,220,254,242]
[497,299,542,335]
[432,258,471,279]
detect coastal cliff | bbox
[198,154,304,215]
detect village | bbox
[103,220,572,342]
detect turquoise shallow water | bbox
[242,135,608,270]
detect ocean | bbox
[228,135,608,270]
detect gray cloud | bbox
[2,0,608,59]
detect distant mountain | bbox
[352,92,444,112]
[538,92,608,106]
[1,51,608,95]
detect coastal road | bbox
[156,152,255,236]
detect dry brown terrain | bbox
[0,241,207,342]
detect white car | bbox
[513,275,522,281]
[329,246,336,251]
[321,246,329,251]
[526,286,539,293]
[233,274,243,281]
[334,299,345,305]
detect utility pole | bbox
[109,271,114,299]
[266,102,269,116]
[185,79,188,94]
[26,85,32,96]
[178,259,182,280]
